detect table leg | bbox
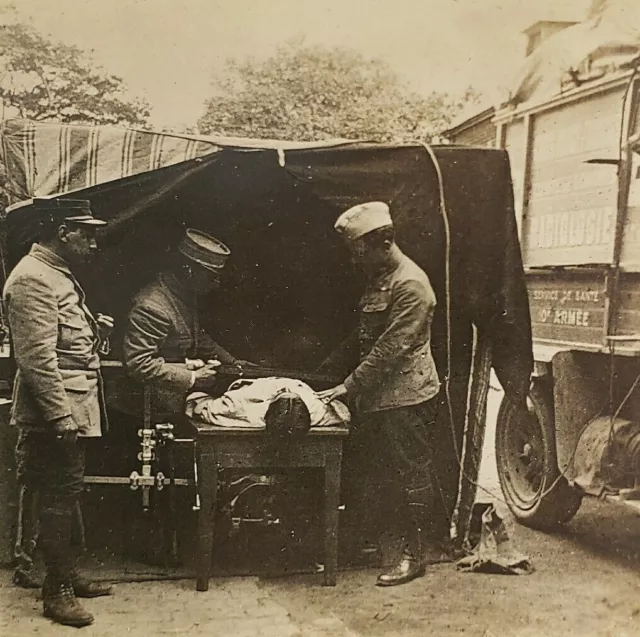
[323,444,342,586]
[196,445,218,592]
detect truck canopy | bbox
[0,117,532,542]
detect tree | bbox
[0,4,150,126]
[0,4,152,211]
[198,41,480,143]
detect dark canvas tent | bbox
[1,118,532,546]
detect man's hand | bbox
[234,359,259,370]
[52,415,78,443]
[318,383,348,404]
[192,360,221,391]
[186,358,206,371]
[96,314,115,340]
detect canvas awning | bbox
[0,118,353,202]
[1,117,532,545]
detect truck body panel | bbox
[489,72,640,355]
[523,87,622,268]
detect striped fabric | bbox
[1,119,220,202]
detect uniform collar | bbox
[29,244,94,323]
[367,246,405,288]
[29,243,73,276]
[159,271,193,307]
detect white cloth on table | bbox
[185,376,350,429]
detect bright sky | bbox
[11,0,592,129]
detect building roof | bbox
[441,106,495,138]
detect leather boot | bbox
[42,577,94,627]
[72,574,113,598]
[12,566,42,589]
[376,502,427,587]
[376,551,426,586]
[40,499,96,623]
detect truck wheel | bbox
[495,380,582,530]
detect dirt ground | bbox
[2,498,640,637]
[2,380,640,637]
[269,498,640,637]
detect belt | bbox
[59,365,101,376]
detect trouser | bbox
[13,485,40,576]
[15,429,86,583]
[359,398,449,557]
[14,488,85,578]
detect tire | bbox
[495,380,582,530]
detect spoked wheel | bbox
[496,380,582,530]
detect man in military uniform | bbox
[123,229,246,418]
[319,201,443,587]
[4,197,114,627]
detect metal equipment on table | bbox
[81,360,345,574]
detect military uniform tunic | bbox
[123,272,236,418]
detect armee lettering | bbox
[552,309,591,327]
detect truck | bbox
[445,7,640,528]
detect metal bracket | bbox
[82,423,196,510]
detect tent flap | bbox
[1,118,221,201]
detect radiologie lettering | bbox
[529,208,614,249]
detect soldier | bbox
[123,229,247,418]
[4,197,114,627]
[319,201,443,587]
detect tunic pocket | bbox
[58,317,92,354]
[62,373,101,436]
[359,293,390,353]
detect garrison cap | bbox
[178,229,230,272]
[334,201,393,241]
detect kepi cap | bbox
[7,197,107,227]
[178,229,230,272]
[334,201,393,241]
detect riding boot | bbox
[39,500,93,627]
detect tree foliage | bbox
[0,4,152,210]
[198,41,480,142]
[0,4,150,126]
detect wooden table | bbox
[188,421,348,591]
